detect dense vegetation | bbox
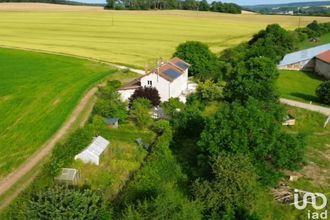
[316,81,330,104]
[105,0,241,14]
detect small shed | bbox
[55,168,80,185]
[74,136,110,165]
[151,107,165,119]
[282,114,296,126]
[105,118,119,128]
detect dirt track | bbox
[0,84,100,205]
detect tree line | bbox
[105,0,241,14]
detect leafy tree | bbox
[248,24,297,62]
[198,0,209,11]
[316,81,330,105]
[129,98,152,129]
[224,57,279,104]
[173,41,220,80]
[27,186,110,219]
[198,98,306,185]
[161,98,185,118]
[129,86,161,107]
[193,153,257,219]
[196,80,223,102]
[93,81,127,121]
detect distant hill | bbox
[244,1,330,16]
[245,1,330,10]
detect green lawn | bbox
[0,48,116,180]
[277,70,325,103]
[0,5,328,67]
[298,33,330,50]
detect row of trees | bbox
[105,0,241,14]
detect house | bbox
[105,118,119,128]
[118,57,190,103]
[74,136,110,166]
[55,168,80,185]
[278,44,330,72]
[315,50,330,79]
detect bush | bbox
[27,186,111,219]
[129,86,161,107]
[161,98,185,118]
[316,81,330,105]
[193,153,257,219]
[129,98,152,129]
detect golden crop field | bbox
[0,3,329,67]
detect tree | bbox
[316,81,330,105]
[161,98,185,118]
[198,0,209,11]
[173,41,220,80]
[248,24,297,62]
[193,153,257,219]
[27,186,110,219]
[93,81,127,121]
[198,98,306,185]
[129,98,152,129]
[224,57,279,104]
[129,86,161,107]
[196,80,223,102]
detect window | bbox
[147,80,152,86]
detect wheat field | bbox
[0,3,329,67]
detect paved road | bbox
[280,98,330,116]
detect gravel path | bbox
[280,98,330,116]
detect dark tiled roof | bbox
[317,50,330,64]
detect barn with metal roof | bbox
[278,44,330,71]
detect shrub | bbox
[129,86,161,107]
[129,98,152,129]
[316,81,330,105]
[27,186,111,219]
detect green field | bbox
[0,5,329,67]
[298,33,330,50]
[277,70,325,103]
[0,48,116,180]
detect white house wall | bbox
[119,89,135,101]
[140,73,171,102]
[315,60,330,79]
[169,71,188,98]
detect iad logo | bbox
[291,189,328,219]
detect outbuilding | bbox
[55,168,80,185]
[315,50,330,79]
[74,136,110,166]
[105,118,119,128]
[278,44,330,71]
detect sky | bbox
[80,0,329,6]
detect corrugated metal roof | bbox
[278,44,330,66]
